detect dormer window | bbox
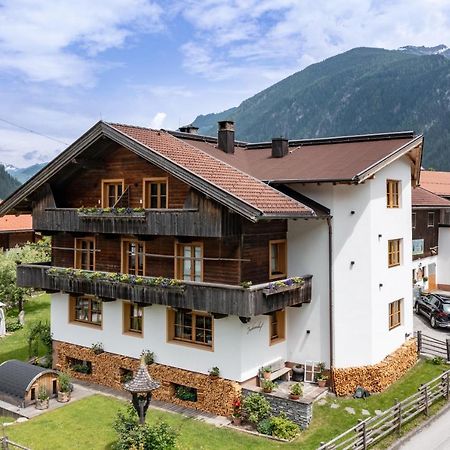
[143,178,168,208]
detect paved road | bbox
[398,406,450,450]
[413,312,450,341]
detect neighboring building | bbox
[0,121,422,411]
[411,187,450,291]
[0,214,39,249]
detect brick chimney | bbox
[218,120,235,154]
[178,125,199,134]
[271,137,289,158]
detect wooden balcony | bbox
[17,264,312,316]
[32,208,239,237]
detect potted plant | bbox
[91,342,104,355]
[57,372,71,403]
[231,397,242,426]
[289,382,303,400]
[261,379,276,393]
[36,386,50,410]
[316,373,328,388]
[262,366,271,380]
[208,366,220,380]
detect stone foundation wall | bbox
[53,341,241,417]
[242,389,313,429]
[332,339,418,396]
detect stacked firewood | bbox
[332,339,418,396]
[54,340,241,416]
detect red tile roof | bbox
[420,171,450,197]
[412,186,450,207]
[109,123,314,217]
[0,214,32,232]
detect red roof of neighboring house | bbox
[412,187,450,208]
[109,123,314,217]
[420,171,450,197]
[0,214,32,232]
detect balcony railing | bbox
[32,207,239,237]
[17,264,312,317]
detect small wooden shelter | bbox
[0,360,58,407]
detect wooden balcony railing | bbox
[32,207,239,237]
[17,264,312,317]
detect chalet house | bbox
[0,121,423,412]
[0,214,40,249]
[411,186,450,291]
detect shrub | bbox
[270,413,300,440]
[175,385,197,402]
[256,418,273,435]
[242,393,271,425]
[430,356,444,365]
[261,380,276,392]
[209,366,220,377]
[71,363,91,374]
[58,373,71,393]
[141,350,155,365]
[113,405,177,450]
[5,318,23,332]
[27,321,52,358]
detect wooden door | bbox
[428,263,437,291]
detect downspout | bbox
[327,216,335,391]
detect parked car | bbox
[414,293,450,328]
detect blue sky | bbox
[1,0,450,167]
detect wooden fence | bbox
[318,369,450,450]
[417,331,450,360]
[0,437,30,450]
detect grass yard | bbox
[0,293,50,363]
[3,359,449,450]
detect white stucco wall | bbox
[51,293,289,382]
[288,156,413,368]
[437,227,450,286]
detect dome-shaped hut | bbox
[0,360,58,407]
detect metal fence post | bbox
[417,330,422,355]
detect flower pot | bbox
[289,394,300,400]
[232,417,242,426]
[263,372,271,380]
[318,380,327,388]
[263,387,273,393]
[57,391,71,403]
[35,398,49,410]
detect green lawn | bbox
[3,360,449,450]
[0,293,50,363]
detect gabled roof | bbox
[420,171,450,197]
[0,214,32,232]
[174,131,423,185]
[412,186,450,208]
[0,121,315,222]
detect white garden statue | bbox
[0,302,6,337]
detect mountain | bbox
[192,46,450,170]
[0,165,21,200]
[5,163,47,183]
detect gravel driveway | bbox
[413,311,450,341]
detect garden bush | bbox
[256,417,273,435]
[270,413,300,440]
[242,393,271,425]
[5,318,23,332]
[113,405,177,450]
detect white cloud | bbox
[150,112,167,128]
[0,0,163,86]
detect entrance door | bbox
[428,263,437,291]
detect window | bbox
[167,309,213,348]
[389,299,402,330]
[412,213,416,229]
[143,178,168,209]
[101,179,124,207]
[175,243,203,281]
[70,295,102,326]
[269,310,286,344]
[386,180,400,208]
[428,212,435,227]
[121,239,145,276]
[123,302,143,335]
[74,237,95,270]
[269,240,287,279]
[388,239,401,267]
